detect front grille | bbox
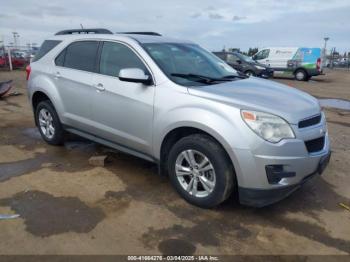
[305,136,325,153]
[298,114,321,128]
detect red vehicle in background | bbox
[0,56,6,67]
[0,51,28,69]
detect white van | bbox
[252,47,323,81]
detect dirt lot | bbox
[0,69,349,255]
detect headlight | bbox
[241,110,295,143]
[255,65,265,70]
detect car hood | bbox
[187,77,320,124]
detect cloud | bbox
[232,15,246,21]
[190,12,202,19]
[208,13,224,20]
[0,0,349,53]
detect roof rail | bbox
[55,28,113,35]
[116,32,162,36]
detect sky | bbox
[0,0,349,53]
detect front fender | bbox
[153,106,251,185]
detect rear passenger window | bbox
[32,40,61,62]
[63,41,98,72]
[215,53,226,60]
[99,42,147,77]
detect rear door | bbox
[226,53,244,72]
[91,41,155,155]
[54,40,99,132]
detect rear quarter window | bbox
[32,40,61,62]
[62,41,99,72]
[214,52,226,60]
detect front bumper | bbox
[231,113,331,207]
[257,68,274,78]
[238,151,331,207]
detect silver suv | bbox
[27,29,331,208]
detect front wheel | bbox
[245,70,255,77]
[167,134,235,208]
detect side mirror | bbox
[118,68,152,85]
[252,55,257,61]
[237,60,242,64]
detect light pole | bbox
[12,32,19,49]
[324,37,329,51]
[323,37,329,67]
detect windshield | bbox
[235,52,255,63]
[142,43,239,86]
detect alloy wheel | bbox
[175,149,216,198]
[38,108,55,139]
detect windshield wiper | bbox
[171,73,233,84]
[220,73,248,79]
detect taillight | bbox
[25,65,31,80]
[316,58,321,71]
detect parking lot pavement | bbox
[0,69,349,255]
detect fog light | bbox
[265,165,296,184]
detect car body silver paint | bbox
[28,33,330,193]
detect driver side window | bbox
[255,49,270,60]
[99,42,148,77]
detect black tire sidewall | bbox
[167,135,234,208]
[35,101,64,145]
[245,70,255,77]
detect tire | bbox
[294,69,308,81]
[245,70,255,77]
[35,100,65,145]
[167,134,235,208]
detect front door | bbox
[253,49,270,66]
[226,53,243,72]
[91,41,155,155]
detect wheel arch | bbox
[244,69,256,76]
[158,124,239,179]
[29,73,65,125]
[32,91,51,111]
[293,67,309,77]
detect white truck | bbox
[252,47,323,81]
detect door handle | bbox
[95,83,105,92]
[54,72,61,79]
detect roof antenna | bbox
[80,24,84,29]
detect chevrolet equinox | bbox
[26,29,331,208]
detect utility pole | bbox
[323,37,329,52]
[323,37,329,66]
[7,48,13,71]
[12,32,19,49]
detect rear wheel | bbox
[294,69,308,81]
[167,134,235,208]
[35,101,65,145]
